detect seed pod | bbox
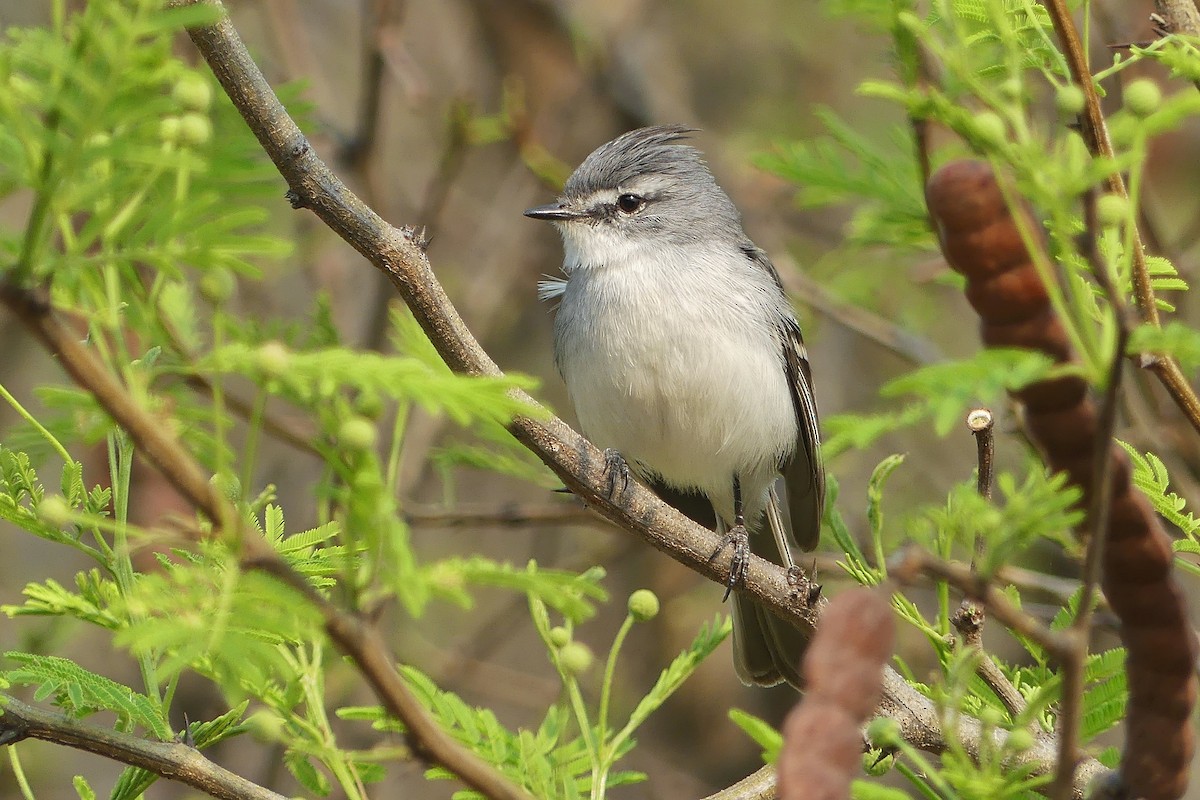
[926,160,1198,800]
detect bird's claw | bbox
[603,449,631,498]
[709,524,749,601]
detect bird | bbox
[524,125,824,688]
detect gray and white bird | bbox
[525,125,824,688]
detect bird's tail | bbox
[728,489,810,689]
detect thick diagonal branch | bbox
[0,698,285,800]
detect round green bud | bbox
[627,589,660,622]
[999,77,1023,101]
[338,416,377,452]
[866,717,902,746]
[1096,193,1129,227]
[159,116,182,145]
[178,112,212,147]
[1004,727,1036,753]
[558,641,594,676]
[1055,84,1086,116]
[245,710,285,741]
[199,268,236,305]
[862,748,895,776]
[548,626,571,648]
[354,391,384,420]
[172,74,213,112]
[38,495,71,526]
[971,111,1007,148]
[1124,79,1162,117]
[210,472,242,503]
[257,341,291,377]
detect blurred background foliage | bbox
[0,0,1198,797]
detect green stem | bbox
[384,403,409,495]
[597,616,633,745]
[593,613,635,798]
[239,388,268,503]
[0,382,72,465]
[107,432,161,705]
[562,675,599,798]
[6,746,36,800]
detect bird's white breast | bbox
[552,236,797,521]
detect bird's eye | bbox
[616,194,645,214]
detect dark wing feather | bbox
[742,245,825,551]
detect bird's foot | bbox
[603,449,631,498]
[708,524,749,601]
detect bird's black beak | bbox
[523,203,583,221]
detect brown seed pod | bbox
[925,159,1198,800]
[778,588,895,800]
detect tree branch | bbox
[0,698,286,800]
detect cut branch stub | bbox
[925,159,1197,800]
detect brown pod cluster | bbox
[777,588,895,800]
[926,160,1198,800]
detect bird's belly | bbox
[561,312,796,504]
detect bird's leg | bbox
[602,448,631,498]
[708,476,750,601]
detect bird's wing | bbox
[742,244,825,551]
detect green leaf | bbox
[71,776,96,800]
[423,559,607,623]
[285,751,332,796]
[619,616,731,735]
[882,349,1061,435]
[3,653,172,740]
[728,708,783,763]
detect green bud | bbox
[862,748,895,776]
[172,74,213,112]
[1055,85,1086,116]
[210,472,242,503]
[865,717,901,746]
[199,268,236,305]
[548,626,571,648]
[354,391,384,420]
[257,341,291,377]
[1124,79,1162,117]
[998,77,1023,101]
[1096,193,1129,227]
[38,495,71,526]
[338,416,377,452]
[159,116,182,145]
[627,589,660,622]
[178,112,212,147]
[245,710,285,740]
[971,111,1007,148]
[558,641,594,675]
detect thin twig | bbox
[968,408,995,502]
[1050,190,1135,800]
[950,602,1028,719]
[0,698,286,800]
[776,260,944,365]
[405,501,598,529]
[956,408,1027,718]
[889,546,1071,660]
